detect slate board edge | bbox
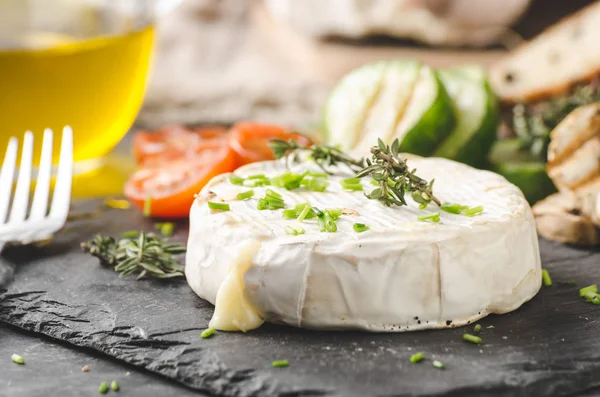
[2,288,600,397]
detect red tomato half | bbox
[125,140,236,218]
[227,122,313,167]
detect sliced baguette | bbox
[490,1,600,102]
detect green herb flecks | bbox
[441,202,484,217]
[110,380,119,392]
[269,138,440,208]
[98,381,109,394]
[237,190,255,200]
[432,360,445,369]
[474,324,482,333]
[208,202,230,211]
[81,233,186,279]
[11,354,24,365]
[353,223,370,233]
[201,328,216,338]
[542,269,552,286]
[410,352,424,363]
[272,360,289,368]
[418,212,440,223]
[463,334,482,344]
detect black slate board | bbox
[2,200,600,397]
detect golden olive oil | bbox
[0,26,155,165]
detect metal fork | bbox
[0,127,73,251]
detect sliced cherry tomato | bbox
[227,122,312,167]
[125,143,236,218]
[133,125,227,167]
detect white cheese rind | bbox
[185,158,542,332]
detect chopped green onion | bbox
[418,212,440,223]
[266,189,282,199]
[284,226,298,235]
[579,284,597,297]
[432,360,445,369]
[208,202,230,211]
[463,334,482,344]
[324,212,338,232]
[11,354,24,365]
[230,175,245,185]
[340,177,363,191]
[583,291,600,304]
[110,381,119,392]
[308,178,329,192]
[353,223,370,233]
[440,202,467,214]
[237,190,255,200]
[541,269,552,286]
[143,196,152,217]
[272,360,289,368]
[271,171,308,190]
[298,204,311,222]
[257,198,268,210]
[282,209,299,219]
[317,212,327,232]
[294,226,305,235]
[463,206,484,217]
[308,172,328,178]
[123,230,138,239]
[409,352,424,363]
[201,327,215,339]
[98,381,109,394]
[159,222,174,237]
[244,178,270,187]
[327,208,342,220]
[474,324,482,333]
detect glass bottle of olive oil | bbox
[0,26,155,166]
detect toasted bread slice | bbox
[490,2,600,102]
[533,192,600,246]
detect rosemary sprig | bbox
[269,138,440,207]
[512,80,600,161]
[81,232,186,279]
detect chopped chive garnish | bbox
[463,334,482,344]
[237,190,255,200]
[317,211,326,232]
[432,360,445,369]
[201,328,215,338]
[294,226,305,235]
[11,354,24,365]
[230,175,245,185]
[353,223,370,233]
[440,202,467,214]
[266,189,282,199]
[308,172,328,178]
[143,196,152,217]
[541,269,552,286]
[110,381,119,392]
[308,178,329,192]
[159,222,174,237]
[579,284,597,297]
[271,171,308,190]
[98,381,109,394]
[583,291,600,304]
[325,220,337,233]
[244,179,269,187]
[409,352,424,363]
[208,202,230,211]
[327,208,342,220]
[474,324,482,333]
[272,360,289,368]
[283,209,298,219]
[298,204,311,222]
[463,206,484,217]
[340,177,363,191]
[285,226,298,236]
[123,230,138,239]
[418,212,440,223]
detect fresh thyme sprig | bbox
[269,137,440,207]
[81,232,186,279]
[512,80,600,161]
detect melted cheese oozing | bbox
[208,239,264,332]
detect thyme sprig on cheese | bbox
[269,138,440,208]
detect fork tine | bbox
[0,137,18,223]
[49,126,73,221]
[29,128,53,220]
[8,131,33,223]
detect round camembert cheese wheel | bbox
[185,158,542,332]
